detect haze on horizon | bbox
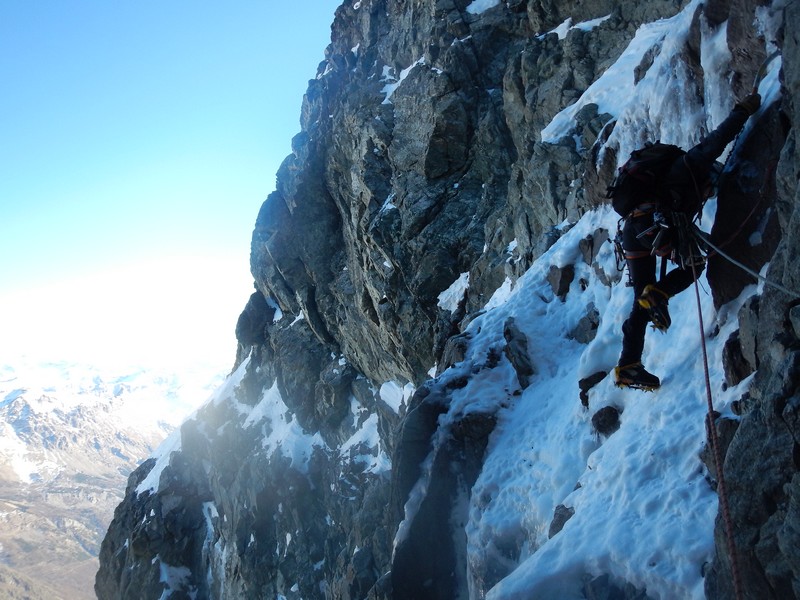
[0,1,341,372]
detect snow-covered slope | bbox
[450,205,753,599]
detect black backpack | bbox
[606,142,686,217]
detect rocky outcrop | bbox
[704,1,800,596]
[98,0,800,598]
[391,373,498,600]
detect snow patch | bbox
[379,381,414,414]
[266,296,284,322]
[380,192,397,213]
[542,0,703,153]
[700,18,733,132]
[340,413,391,474]
[135,427,182,496]
[0,421,38,483]
[438,272,470,313]
[158,557,194,599]
[381,58,426,104]
[541,15,612,40]
[466,0,501,15]
[245,382,328,472]
[484,277,514,311]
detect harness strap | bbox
[624,250,652,260]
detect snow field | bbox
[449,205,756,599]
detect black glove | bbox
[735,93,761,115]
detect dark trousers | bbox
[618,215,703,366]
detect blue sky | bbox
[0,1,341,369]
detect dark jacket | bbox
[665,105,751,214]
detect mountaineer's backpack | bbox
[606,142,686,217]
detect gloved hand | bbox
[735,93,761,115]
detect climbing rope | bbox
[670,54,786,595]
[688,253,745,600]
[692,228,800,298]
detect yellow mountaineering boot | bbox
[638,284,671,331]
[614,362,661,391]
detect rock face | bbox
[97,0,800,598]
[704,1,800,597]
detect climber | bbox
[614,92,762,390]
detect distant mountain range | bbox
[0,360,224,599]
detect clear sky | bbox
[0,1,342,370]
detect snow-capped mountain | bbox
[0,360,224,599]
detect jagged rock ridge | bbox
[98,0,800,598]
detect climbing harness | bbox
[672,213,706,270]
[635,210,671,250]
[614,208,707,284]
[688,248,744,600]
